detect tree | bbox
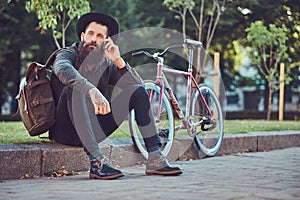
[163,0,227,83]
[25,0,90,49]
[246,20,288,120]
[162,0,195,41]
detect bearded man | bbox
[49,12,182,180]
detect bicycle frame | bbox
[149,48,213,136]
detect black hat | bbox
[76,12,119,40]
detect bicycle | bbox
[129,39,224,159]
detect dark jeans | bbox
[49,84,161,159]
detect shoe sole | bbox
[145,169,183,176]
[89,173,124,180]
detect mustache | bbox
[83,41,98,48]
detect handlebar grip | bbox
[184,39,203,48]
[132,51,145,57]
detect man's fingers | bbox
[95,106,99,115]
[94,103,111,115]
[107,105,111,113]
[103,104,111,114]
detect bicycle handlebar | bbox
[184,39,203,48]
[132,39,203,58]
[131,51,146,57]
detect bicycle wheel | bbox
[129,80,174,159]
[190,84,224,156]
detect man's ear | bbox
[80,32,85,41]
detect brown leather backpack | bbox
[16,49,63,136]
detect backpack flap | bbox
[26,62,45,82]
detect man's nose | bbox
[91,35,97,42]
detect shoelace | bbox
[100,157,109,169]
[93,157,109,169]
[158,155,167,163]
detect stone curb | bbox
[0,130,299,180]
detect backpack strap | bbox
[45,47,69,68]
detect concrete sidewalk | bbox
[1,147,299,200]
[0,130,299,180]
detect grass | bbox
[0,120,299,144]
[224,120,300,134]
[0,121,50,144]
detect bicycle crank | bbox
[201,117,217,131]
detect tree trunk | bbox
[266,83,273,121]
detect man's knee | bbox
[131,85,148,103]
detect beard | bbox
[83,40,98,50]
[75,40,105,71]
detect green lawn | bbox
[224,120,300,134]
[0,120,299,144]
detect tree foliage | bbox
[246,21,288,75]
[163,0,195,40]
[246,20,288,120]
[25,0,90,48]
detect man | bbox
[49,12,182,180]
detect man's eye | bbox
[97,34,105,39]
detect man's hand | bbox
[88,87,111,115]
[102,37,126,69]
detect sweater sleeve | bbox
[109,61,144,89]
[52,48,95,95]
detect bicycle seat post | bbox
[187,48,194,73]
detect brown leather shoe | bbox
[145,152,182,176]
